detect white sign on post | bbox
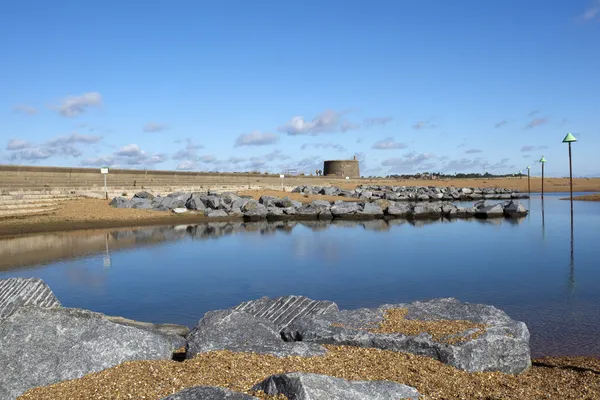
[345,176,349,180]
[100,167,109,174]
[100,167,109,200]
[280,174,285,178]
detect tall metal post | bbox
[562,132,577,202]
[539,156,546,198]
[527,166,531,195]
[104,173,108,200]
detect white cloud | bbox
[13,105,38,115]
[363,117,392,127]
[47,133,102,146]
[465,148,483,154]
[381,152,436,172]
[277,110,358,135]
[81,143,167,167]
[143,122,169,132]
[172,138,203,160]
[582,0,600,20]
[176,160,197,170]
[6,139,32,150]
[55,92,102,117]
[228,156,247,164]
[234,131,279,147]
[372,137,408,150]
[300,142,346,152]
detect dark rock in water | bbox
[442,203,458,218]
[185,309,327,359]
[109,196,131,208]
[242,201,268,221]
[330,202,360,217]
[253,372,420,400]
[259,195,280,207]
[186,194,206,211]
[161,386,258,400]
[386,202,411,217]
[206,209,229,218]
[504,200,528,217]
[412,202,442,218]
[311,199,331,209]
[233,295,338,330]
[0,307,179,400]
[133,191,155,200]
[274,197,294,208]
[0,277,60,321]
[456,206,476,218]
[282,297,531,374]
[358,202,384,218]
[296,204,320,219]
[474,203,504,219]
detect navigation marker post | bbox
[562,133,577,202]
[527,166,531,195]
[539,156,546,198]
[100,167,109,200]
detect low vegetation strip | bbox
[18,346,600,400]
[560,193,600,201]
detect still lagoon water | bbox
[1,192,598,358]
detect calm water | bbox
[1,192,599,358]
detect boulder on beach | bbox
[253,372,421,400]
[0,277,60,321]
[0,306,180,400]
[161,386,258,400]
[185,309,327,359]
[281,297,531,374]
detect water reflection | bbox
[568,200,575,293]
[541,197,546,241]
[0,217,526,272]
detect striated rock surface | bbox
[0,277,60,321]
[253,372,421,400]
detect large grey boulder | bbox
[0,306,180,400]
[474,203,504,218]
[386,202,412,217]
[319,187,338,196]
[282,297,531,374]
[0,277,60,321]
[503,200,528,217]
[259,195,280,207]
[109,196,131,208]
[186,309,326,358]
[296,204,320,219]
[253,372,420,400]
[133,191,155,200]
[358,202,384,218]
[186,193,207,211]
[330,202,360,217]
[206,209,229,218]
[130,197,154,209]
[242,201,268,221]
[411,202,442,218]
[161,386,258,400]
[233,295,338,330]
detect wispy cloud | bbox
[172,138,204,160]
[581,0,600,21]
[363,116,393,127]
[81,144,167,167]
[234,131,279,147]
[372,137,408,150]
[528,110,539,116]
[277,110,359,135]
[143,122,169,132]
[300,142,346,152]
[412,119,436,130]
[12,105,38,115]
[494,120,508,128]
[524,118,548,129]
[465,149,483,154]
[442,157,514,173]
[381,152,436,172]
[54,92,102,117]
[6,133,102,162]
[176,160,197,171]
[6,139,33,150]
[520,145,548,152]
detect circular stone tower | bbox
[323,157,360,178]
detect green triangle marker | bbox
[539,156,546,163]
[562,132,577,143]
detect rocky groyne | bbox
[109,190,529,220]
[292,184,529,201]
[1,277,532,399]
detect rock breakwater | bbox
[292,184,529,201]
[110,190,529,220]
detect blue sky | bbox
[1,0,599,177]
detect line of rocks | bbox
[0,278,532,399]
[110,190,528,220]
[292,184,529,201]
